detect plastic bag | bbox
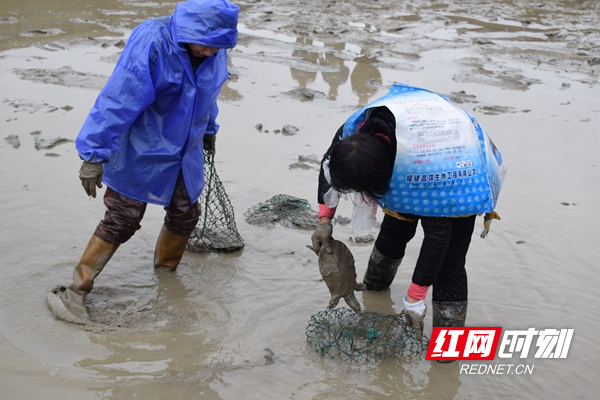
[350,193,377,239]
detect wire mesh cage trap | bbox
[306,308,429,362]
[187,152,244,253]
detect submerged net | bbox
[244,194,319,230]
[187,152,244,253]
[306,308,429,362]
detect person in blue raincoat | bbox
[48,0,239,324]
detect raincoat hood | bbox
[173,0,239,49]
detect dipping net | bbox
[306,308,429,361]
[187,152,244,253]
[244,194,319,230]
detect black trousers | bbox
[374,214,476,302]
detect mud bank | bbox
[1,1,599,399]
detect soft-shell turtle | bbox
[309,239,366,313]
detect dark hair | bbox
[329,107,396,200]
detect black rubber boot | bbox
[363,246,402,291]
[432,300,468,363]
[432,300,468,328]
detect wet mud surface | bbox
[239,0,600,95]
[1,1,599,399]
[2,1,598,101]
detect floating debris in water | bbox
[4,134,20,149]
[336,216,351,225]
[34,136,72,150]
[351,234,375,243]
[281,124,299,136]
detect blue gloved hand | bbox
[404,296,427,342]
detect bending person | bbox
[311,105,477,342]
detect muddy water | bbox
[1,0,599,399]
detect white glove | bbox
[404,296,427,342]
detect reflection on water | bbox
[351,54,383,106]
[421,361,462,399]
[361,288,396,314]
[289,36,382,106]
[319,44,350,101]
[1,0,389,107]
[290,38,319,89]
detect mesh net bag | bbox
[306,308,429,362]
[244,194,319,230]
[187,152,244,253]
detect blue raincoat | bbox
[75,0,239,206]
